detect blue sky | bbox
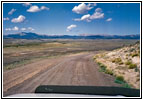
[3,3,140,35]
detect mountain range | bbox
[3,32,140,39]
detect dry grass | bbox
[112,58,123,65]
[94,41,140,89]
[3,39,138,70]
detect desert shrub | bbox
[93,56,96,60]
[116,75,124,82]
[136,77,140,82]
[112,58,121,63]
[135,67,139,72]
[97,62,102,66]
[93,55,99,60]
[125,61,137,69]
[97,62,107,72]
[129,48,135,52]
[112,57,123,65]
[100,66,106,72]
[131,53,139,57]
[118,62,124,65]
[128,63,137,69]
[137,46,140,50]
[138,51,140,56]
[135,41,140,44]
[114,75,131,88]
[126,54,129,56]
[100,54,105,57]
[97,62,114,75]
[124,50,128,53]
[105,69,113,75]
[5,66,11,70]
[100,64,106,71]
[114,75,125,84]
[125,61,132,65]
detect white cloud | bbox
[5,28,11,31]
[66,24,77,32]
[23,3,32,7]
[88,3,97,7]
[41,6,50,10]
[5,27,35,31]
[72,3,94,14]
[21,27,35,31]
[106,18,112,22]
[28,27,35,31]
[95,8,102,12]
[81,14,90,20]
[6,26,19,31]
[90,8,104,20]
[27,5,49,12]
[21,28,26,31]
[27,5,40,12]
[11,15,26,23]
[12,26,19,31]
[8,9,16,15]
[3,17,9,21]
[73,18,81,21]
[74,14,91,22]
[73,8,104,22]
[90,12,104,20]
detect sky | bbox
[3,2,140,35]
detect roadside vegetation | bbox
[97,61,131,88]
[94,41,140,89]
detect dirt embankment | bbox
[94,43,140,89]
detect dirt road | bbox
[3,52,121,96]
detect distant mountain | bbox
[3,32,140,39]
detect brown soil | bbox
[3,52,121,97]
